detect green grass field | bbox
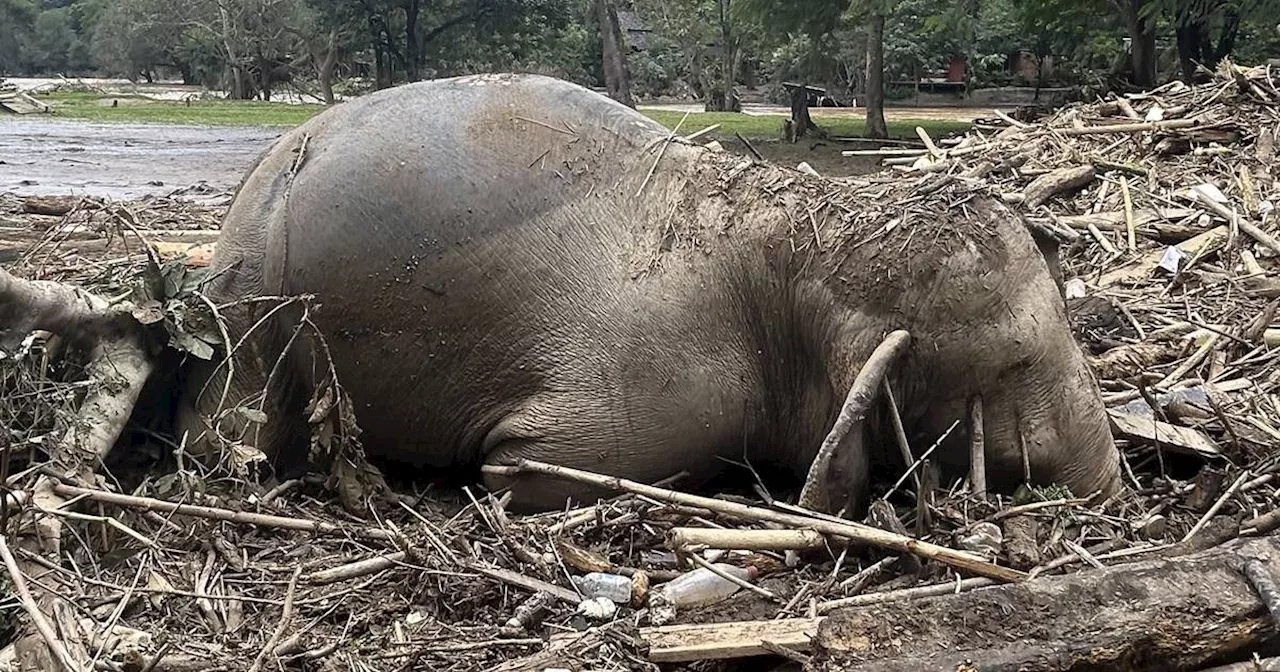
[641,109,970,140]
[31,92,972,140]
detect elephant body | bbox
[179,73,1121,513]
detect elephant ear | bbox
[1019,214,1078,304]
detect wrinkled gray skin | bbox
[177,73,1121,514]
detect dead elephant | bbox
[5,74,1123,515]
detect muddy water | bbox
[0,118,281,199]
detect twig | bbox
[882,419,961,501]
[466,563,581,604]
[304,552,408,585]
[637,111,688,196]
[734,132,763,161]
[817,576,993,614]
[1057,119,1197,135]
[0,535,80,672]
[667,528,825,552]
[882,380,916,490]
[50,484,395,541]
[1244,559,1280,631]
[759,639,812,665]
[1121,175,1137,252]
[249,567,301,672]
[685,552,777,601]
[1183,470,1251,543]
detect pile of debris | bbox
[1,61,1279,672]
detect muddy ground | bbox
[0,118,282,199]
[0,117,884,199]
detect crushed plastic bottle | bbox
[576,596,617,620]
[654,564,758,609]
[572,572,632,603]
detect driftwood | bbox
[666,528,826,551]
[1107,409,1222,458]
[22,196,84,217]
[1022,165,1096,209]
[809,533,1280,671]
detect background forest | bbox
[3,0,1280,134]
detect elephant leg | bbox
[478,399,718,513]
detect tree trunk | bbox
[1124,0,1158,89]
[257,57,272,102]
[1176,22,1202,82]
[316,29,339,105]
[812,533,1280,671]
[716,0,739,112]
[786,85,817,141]
[864,12,888,139]
[594,0,634,107]
[404,0,421,81]
[1209,10,1242,63]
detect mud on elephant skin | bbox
[174,73,1122,514]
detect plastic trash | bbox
[576,596,616,620]
[654,564,758,609]
[572,572,632,603]
[1158,245,1186,274]
[956,522,1003,559]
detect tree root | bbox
[797,330,911,513]
[1,266,154,670]
[0,267,137,350]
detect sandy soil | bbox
[0,118,282,199]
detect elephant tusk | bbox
[797,330,912,513]
[968,395,987,497]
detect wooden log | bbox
[639,618,821,663]
[1022,165,1095,209]
[1050,208,1203,242]
[151,241,215,267]
[1098,225,1228,287]
[1107,409,1222,458]
[22,196,85,217]
[809,533,1280,671]
[667,528,826,551]
[1056,118,1197,135]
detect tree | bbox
[740,0,891,138]
[0,0,37,74]
[595,0,634,105]
[863,4,887,137]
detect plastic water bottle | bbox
[655,564,758,609]
[572,572,633,603]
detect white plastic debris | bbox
[1191,182,1228,204]
[405,610,429,626]
[1145,105,1165,122]
[796,161,820,176]
[1158,246,1187,274]
[576,596,617,620]
[1064,278,1088,300]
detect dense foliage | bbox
[3,0,1279,104]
